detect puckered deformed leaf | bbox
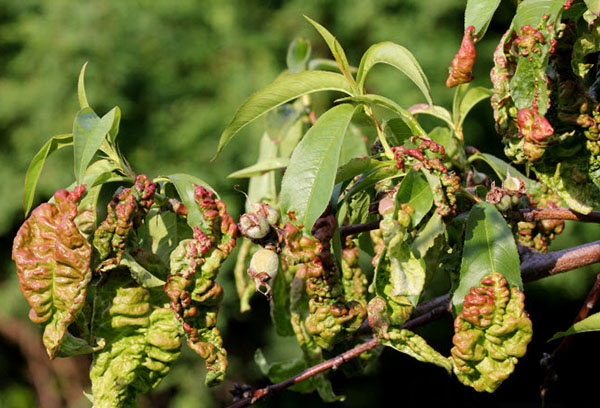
[380,328,452,374]
[93,175,157,273]
[164,185,237,386]
[12,187,92,358]
[452,203,522,315]
[90,272,183,408]
[450,272,533,393]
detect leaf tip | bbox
[78,62,90,109]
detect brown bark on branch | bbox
[518,208,600,223]
[228,238,600,407]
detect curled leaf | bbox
[12,187,92,358]
[446,26,476,88]
[450,272,533,392]
[164,186,237,386]
[90,272,182,408]
[93,175,157,273]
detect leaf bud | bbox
[239,213,270,240]
[495,195,513,212]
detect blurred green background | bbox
[1,0,599,407]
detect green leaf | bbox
[228,158,289,178]
[335,157,393,184]
[254,350,313,393]
[120,252,166,288]
[408,104,454,130]
[271,270,295,336]
[453,85,493,132]
[344,166,401,204]
[308,58,355,73]
[339,124,368,166]
[514,0,564,29]
[163,174,217,229]
[468,152,539,192]
[23,134,73,215]
[388,239,426,298]
[78,62,89,109]
[572,24,600,79]
[395,170,434,228]
[465,0,502,39]
[73,107,118,184]
[452,203,522,315]
[411,212,445,258]
[91,172,133,188]
[280,104,358,233]
[339,94,426,137]
[265,102,303,144]
[549,312,600,341]
[90,273,182,407]
[304,16,355,87]
[356,42,432,104]
[287,37,311,74]
[381,328,452,373]
[215,71,353,158]
[248,132,278,206]
[108,106,122,144]
[141,210,189,266]
[585,0,600,15]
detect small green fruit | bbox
[239,213,270,239]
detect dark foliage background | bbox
[0,1,598,406]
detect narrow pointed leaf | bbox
[24,134,73,215]
[215,71,353,158]
[78,62,89,109]
[335,157,392,184]
[228,158,289,178]
[408,104,454,130]
[73,107,118,183]
[356,42,432,104]
[452,203,522,315]
[338,94,426,136]
[454,86,493,130]
[287,37,311,74]
[549,312,600,341]
[281,104,357,233]
[304,16,356,87]
[468,153,539,192]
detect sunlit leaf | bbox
[215,71,353,158]
[281,104,358,233]
[73,107,118,184]
[356,42,432,104]
[23,134,73,215]
[452,203,522,315]
[549,312,600,341]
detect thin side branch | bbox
[340,207,600,239]
[229,237,600,407]
[519,208,600,223]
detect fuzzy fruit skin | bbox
[247,248,279,296]
[239,213,270,240]
[249,248,279,279]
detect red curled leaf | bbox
[93,174,157,273]
[446,26,476,88]
[450,272,533,392]
[165,185,237,386]
[12,186,92,358]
